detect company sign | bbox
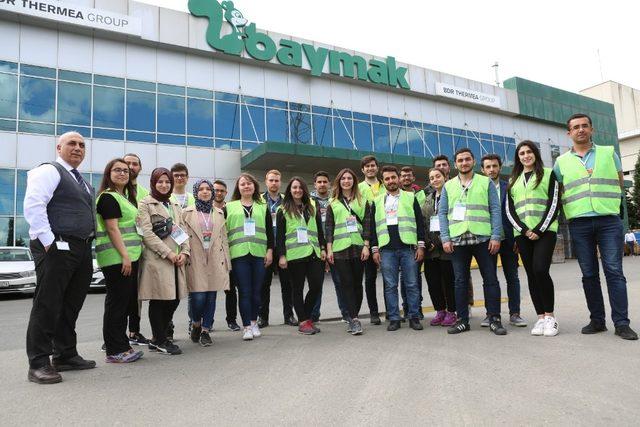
[0,0,142,36]
[188,0,410,90]
[435,82,501,109]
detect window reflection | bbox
[0,169,15,216]
[373,123,390,153]
[187,98,213,137]
[289,111,311,144]
[57,82,91,126]
[241,105,265,142]
[390,126,407,155]
[19,76,55,122]
[354,120,372,152]
[0,73,18,119]
[333,116,353,149]
[94,86,124,129]
[266,108,288,143]
[127,90,155,132]
[313,114,332,147]
[158,94,185,135]
[215,102,240,140]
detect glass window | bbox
[157,134,185,145]
[438,133,454,159]
[215,102,240,140]
[242,141,258,151]
[453,128,465,136]
[266,99,287,109]
[353,112,371,121]
[551,144,561,165]
[91,173,103,188]
[266,108,289,143]
[333,116,353,149]
[0,169,15,216]
[481,139,493,155]
[390,118,405,127]
[126,90,155,132]
[0,60,18,73]
[454,135,467,152]
[241,96,264,106]
[93,86,124,129]
[468,138,482,162]
[21,64,55,79]
[57,82,91,126]
[0,217,12,247]
[126,131,155,143]
[18,122,54,135]
[0,119,16,131]
[15,217,29,247]
[0,73,17,119]
[19,76,55,122]
[93,128,124,140]
[187,88,213,99]
[241,105,265,142]
[188,137,214,148]
[407,128,424,157]
[335,109,352,120]
[313,114,333,147]
[289,111,312,144]
[57,125,90,137]
[215,139,241,150]
[493,142,506,164]
[290,103,310,113]
[215,92,239,102]
[390,126,407,155]
[127,79,155,92]
[372,115,388,124]
[16,169,27,216]
[157,94,185,135]
[425,131,438,157]
[95,75,124,87]
[158,83,184,96]
[505,142,516,167]
[493,135,505,142]
[354,121,372,152]
[59,70,92,84]
[438,126,453,134]
[312,106,331,115]
[373,123,390,153]
[187,98,213,137]
[424,123,438,132]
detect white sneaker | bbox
[531,318,545,336]
[251,323,261,338]
[242,327,254,341]
[543,316,559,337]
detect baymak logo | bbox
[188,0,410,90]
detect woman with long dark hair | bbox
[96,158,144,363]
[506,140,560,337]
[227,173,274,341]
[277,177,326,335]
[325,168,370,335]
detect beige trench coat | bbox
[181,206,231,292]
[137,195,190,301]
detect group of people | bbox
[22,112,637,385]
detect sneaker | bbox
[351,319,363,335]
[257,317,269,328]
[447,319,470,334]
[531,318,545,336]
[199,331,213,347]
[370,314,381,325]
[387,320,401,331]
[509,314,528,327]
[153,340,182,355]
[409,318,424,330]
[481,315,490,327]
[129,332,149,346]
[489,317,507,336]
[581,320,607,334]
[311,322,321,333]
[346,320,354,333]
[100,343,106,352]
[242,327,254,341]
[298,320,316,335]
[430,310,446,326]
[148,342,158,352]
[105,349,143,363]
[543,316,559,337]
[441,311,457,327]
[251,323,262,338]
[190,325,202,343]
[227,321,241,332]
[615,325,639,340]
[284,315,299,326]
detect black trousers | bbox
[259,251,294,321]
[424,257,456,312]
[26,237,93,369]
[363,257,381,316]
[103,261,139,356]
[225,272,238,322]
[149,300,176,345]
[334,258,364,318]
[516,232,557,315]
[287,257,324,322]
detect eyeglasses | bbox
[213,189,227,193]
[173,173,188,178]
[112,168,130,175]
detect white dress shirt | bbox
[23,157,90,247]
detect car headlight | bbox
[19,270,36,278]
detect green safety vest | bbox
[555,145,621,220]
[415,190,427,209]
[358,180,381,203]
[283,201,321,261]
[374,190,417,248]
[444,174,491,238]
[330,197,366,252]
[510,168,558,236]
[95,191,142,268]
[226,200,268,259]
[170,192,195,208]
[134,184,149,203]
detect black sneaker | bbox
[409,318,424,331]
[199,331,213,347]
[257,317,269,328]
[284,315,299,326]
[227,320,241,331]
[190,325,202,343]
[100,343,106,352]
[582,320,608,334]
[615,325,638,340]
[447,320,470,334]
[387,320,401,331]
[346,320,354,333]
[153,340,182,355]
[489,317,507,335]
[129,332,149,346]
[351,319,363,335]
[370,314,382,325]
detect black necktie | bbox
[70,169,86,188]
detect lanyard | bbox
[199,211,212,231]
[242,204,253,218]
[267,194,280,213]
[341,197,353,214]
[578,150,593,169]
[163,202,174,220]
[434,194,441,214]
[457,176,473,202]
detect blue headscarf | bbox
[193,179,214,213]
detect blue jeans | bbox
[450,243,501,322]
[189,291,217,330]
[311,265,348,320]
[380,247,420,320]
[400,262,423,315]
[569,215,629,326]
[231,255,267,327]
[498,239,521,315]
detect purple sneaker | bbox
[105,349,143,363]
[430,310,446,326]
[441,311,457,327]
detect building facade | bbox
[0,0,618,246]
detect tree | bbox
[628,148,640,229]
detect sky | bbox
[139,0,640,94]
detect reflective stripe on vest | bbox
[95,191,142,268]
[374,190,417,248]
[556,145,621,220]
[444,174,491,238]
[284,200,320,261]
[226,200,268,259]
[510,168,558,236]
[330,198,366,252]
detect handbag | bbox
[152,217,173,240]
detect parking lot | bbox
[1,258,640,425]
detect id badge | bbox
[320,207,327,224]
[296,227,308,243]
[430,216,440,232]
[452,203,466,221]
[203,231,212,250]
[170,225,189,245]
[244,218,256,236]
[386,210,398,226]
[271,212,277,225]
[55,241,70,251]
[346,215,358,233]
[136,224,144,236]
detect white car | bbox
[0,247,37,295]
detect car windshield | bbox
[0,249,32,262]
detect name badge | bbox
[320,207,327,224]
[386,209,398,226]
[346,216,358,233]
[271,212,277,226]
[55,241,70,251]
[170,225,189,245]
[430,216,440,232]
[296,227,308,243]
[136,224,144,237]
[203,231,212,250]
[452,202,466,221]
[244,218,256,236]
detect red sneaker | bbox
[297,320,316,335]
